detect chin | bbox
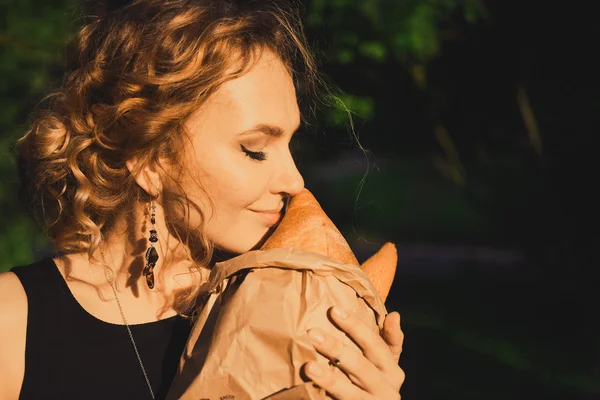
[213,226,276,255]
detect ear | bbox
[126,158,162,198]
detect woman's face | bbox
[182,51,304,254]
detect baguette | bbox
[261,189,397,301]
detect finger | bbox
[304,361,373,400]
[381,312,404,363]
[329,307,405,391]
[328,306,395,371]
[307,328,382,393]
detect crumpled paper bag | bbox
[167,190,397,399]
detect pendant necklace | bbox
[101,247,156,399]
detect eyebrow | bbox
[237,123,301,137]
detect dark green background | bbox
[1,1,597,398]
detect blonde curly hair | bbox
[17,0,320,285]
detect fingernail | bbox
[307,363,323,376]
[308,329,325,343]
[332,306,348,319]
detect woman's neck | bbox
[99,217,204,298]
[54,202,212,323]
[54,231,205,325]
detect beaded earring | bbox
[143,200,159,289]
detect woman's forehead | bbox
[186,52,300,139]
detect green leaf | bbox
[358,40,387,61]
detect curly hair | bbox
[16,0,320,286]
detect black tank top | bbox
[11,258,193,400]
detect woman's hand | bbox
[304,307,405,399]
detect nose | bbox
[271,149,304,198]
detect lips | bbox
[251,209,282,214]
[250,209,283,226]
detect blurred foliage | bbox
[307,0,488,64]
[306,0,488,125]
[0,0,81,270]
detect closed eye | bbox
[240,144,267,161]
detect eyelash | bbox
[240,144,267,161]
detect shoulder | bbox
[0,271,28,399]
[0,270,28,323]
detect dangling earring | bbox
[143,200,159,289]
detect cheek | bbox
[202,165,274,253]
[181,135,285,252]
[186,146,270,229]
[206,150,270,209]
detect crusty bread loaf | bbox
[359,242,397,301]
[261,189,397,301]
[261,189,359,266]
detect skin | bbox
[0,50,404,399]
[305,308,405,399]
[179,49,304,253]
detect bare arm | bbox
[0,272,28,399]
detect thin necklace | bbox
[101,248,156,399]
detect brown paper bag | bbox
[167,249,387,400]
[167,190,397,399]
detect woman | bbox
[0,0,405,399]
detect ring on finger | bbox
[328,343,344,368]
